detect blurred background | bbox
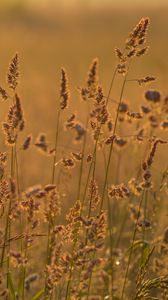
[0,0,167,188]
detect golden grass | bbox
[0,8,167,300]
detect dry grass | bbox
[0,4,168,188]
[0,10,168,300]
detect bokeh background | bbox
[0,0,167,189]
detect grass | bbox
[0,4,168,190]
[0,10,168,300]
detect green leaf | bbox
[30,289,45,300]
[141,243,150,267]
[140,245,155,268]
[17,266,25,297]
[8,272,16,300]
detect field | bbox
[0,1,168,299]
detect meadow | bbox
[0,3,168,300]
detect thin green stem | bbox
[84,144,98,246]
[51,109,61,184]
[82,68,119,300]
[107,196,114,298]
[44,217,53,299]
[115,129,154,250]
[105,68,117,106]
[65,267,73,300]
[102,148,114,298]
[14,143,21,197]
[0,146,14,266]
[141,189,148,254]
[14,142,26,299]
[100,69,130,211]
[6,147,15,298]
[68,66,118,300]
[86,64,131,300]
[81,66,118,212]
[81,140,97,210]
[65,233,79,300]
[121,190,145,300]
[21,240,28,300]
[87,144,97,218]
[44,109,61,298]
[77,114,89,200]
[68,139,98,300]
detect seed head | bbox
[145,90,161,103]
[22,135,32,150]
[60,68,70,110]
[7,53,19,90]
[0,87,9,101]
[85,58,99,99]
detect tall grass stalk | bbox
[115,129,154,250]
[141,189,148,253]
[81,138,97,210]
[67,138,98,300]
[85,67,124,299]
[44,108,61,299]
[121,190,145,300]
[6,147,15,297]
[100,65,131,211]
[51,109,61,184]
[102,148,114,298]
[77,113,89,201]
[86,63,132,300]
[81,67,118,210]
[0,148,14,269]
[14,143,26,299]
[107,195,115,298]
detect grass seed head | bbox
[7,53,19,90]
[60,67,70,110]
